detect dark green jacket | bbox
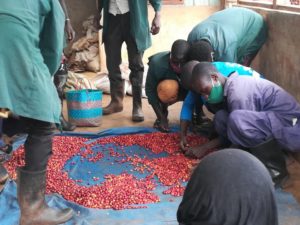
[98,0,162,52]
[0,0,64,123]
[188,7,267,64]
[146,51,179,106]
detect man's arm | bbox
[180,91,196,122]
[179,92,196,150]
[59,0,75,42]
[149,0,162,35]
[180,120,190,151]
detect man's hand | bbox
[185,138,222,159]
[65,20,75,42]
[59,0,75,42]
[180,137,190,152]
[150,12,161,35]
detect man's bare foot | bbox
[153,119,169,133]
[185,138,222,159]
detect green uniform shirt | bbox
[188,7,267,64]
[0,0,65,123]
[99,0,162,52]
[146,51,179,106]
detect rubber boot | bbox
[132,85,144,122]
[17,168,73,225]
[249,139,289,188]
[103,80,125,115]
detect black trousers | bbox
[2,117,54,171]
[104,12,144,88]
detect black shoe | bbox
[250,139,289,188]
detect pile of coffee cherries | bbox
[4,132,209,209]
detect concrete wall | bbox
[249,7,300,102]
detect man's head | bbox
[157,79,179,105]
[190,62,225,104]
[170,39,190,74]
[188,40,214,62]
[181,60,199,90]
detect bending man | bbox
[187,62,300,187]
[180,61,262,157]
[145,40,190,132]
[188,7,267,66]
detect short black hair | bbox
[181,60,199,89]
[188,40,214,62]
[171,39,190,61]
[191,62,217,87]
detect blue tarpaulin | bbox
[0,127,300,225]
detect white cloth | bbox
[109,0,129,16]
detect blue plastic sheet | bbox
[1,127,300,225]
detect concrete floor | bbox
[63,94,300,204]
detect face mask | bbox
[207,79,223,104]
